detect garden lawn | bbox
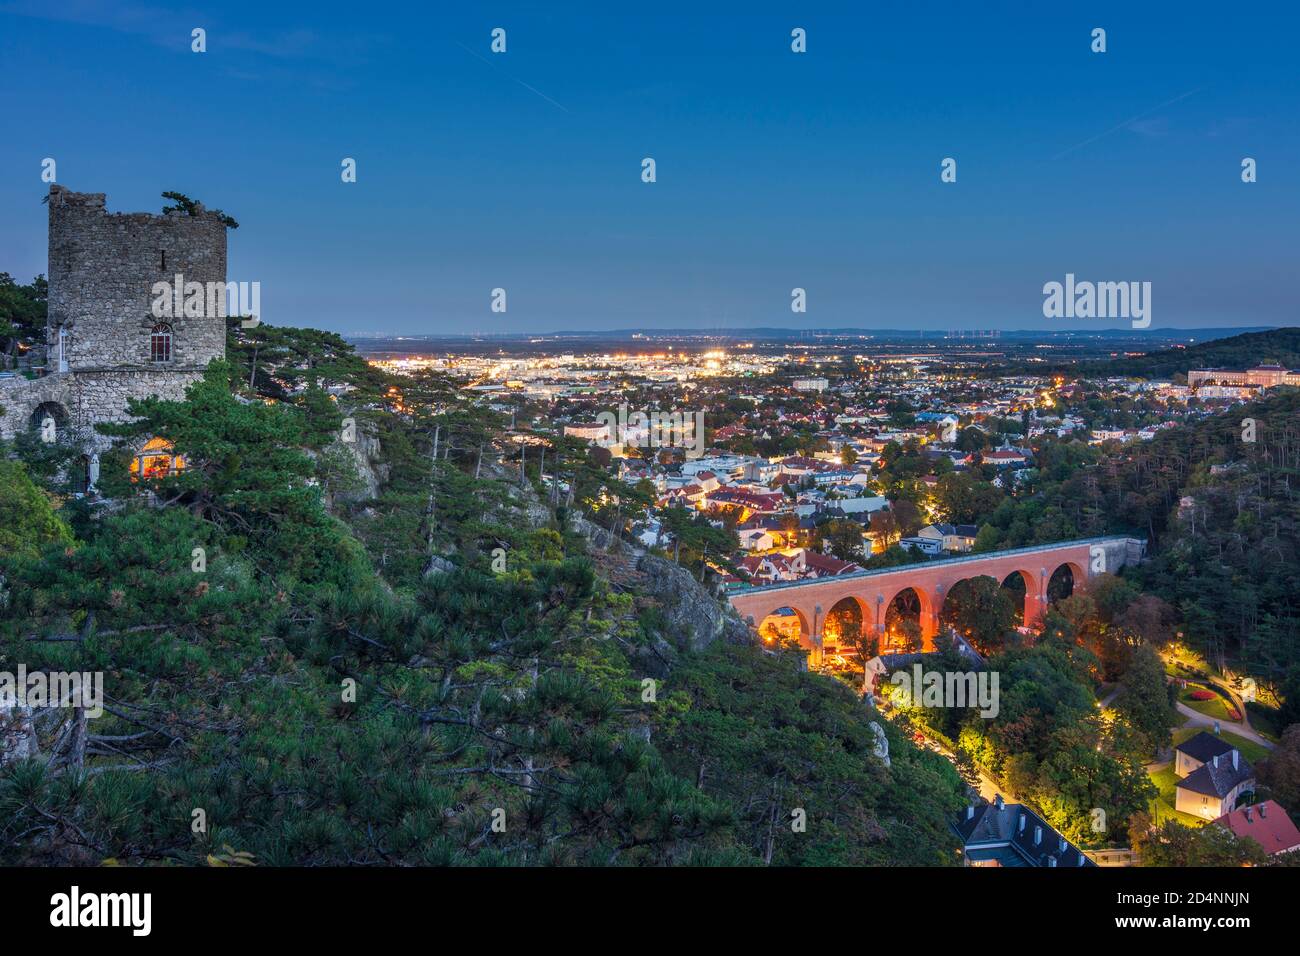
[1179,688,1238,722]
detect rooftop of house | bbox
[872,632,985,673]
[801,551,861,576]
[952,798,1095,868]
[778,455,837,470]
[707,487,785,506]
[926,523,979,538]
[1214,800,1300,855]
[1176,749,1254,798]
[1175,730,1236,764]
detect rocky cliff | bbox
[634,552,752,652]
[567,513,752,654]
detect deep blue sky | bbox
[2,1,1297,335]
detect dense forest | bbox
[841,360,1298,707]
[1083,327,1300,380]
[0,273,46,369]
[0,320,964,866]
[998,327,1300,380]
[972,386,1300,702]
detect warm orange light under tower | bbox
[130,437,186,481]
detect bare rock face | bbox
[635,554,751,652]
[333,426,385,504]
[508,483,555,530]
[570,514,632,554]
[489,476,751,655]
[423,555,456,578]
[869,721,891,768]
[0,704,37,767]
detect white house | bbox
[1173,732,1255,820]
[916,523,979,553]
[899,536,944,556]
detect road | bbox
[913,728,1016,803]
[1164,668,1276,751]
[1173,700,1275,751]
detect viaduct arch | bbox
[728,537,1144,664]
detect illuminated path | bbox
[728,536,1145,660]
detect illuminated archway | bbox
[940,575,1001,631]
[823,596,867,668]
[757,606,808,649]
[883,587,925,653]
[130,437,186,481]
[29,401,69,440]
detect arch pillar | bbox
[922,582,946,650]
[921,608,941,650]
[808,602,825,668]
[1023,588,1045,629]
[872,592,887,636]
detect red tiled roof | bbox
[707,488,785,511]
[803,551,861,576]
[739,554,796,579]
[1213,801,1300,855]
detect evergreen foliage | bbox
[0,322,961,866]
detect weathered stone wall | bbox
[0,185,228,448]
[0,369,203,448]
[48,185,227,371]
[0,375,69,438]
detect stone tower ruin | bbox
[0,185,230,449]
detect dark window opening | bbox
[72,455,91,495]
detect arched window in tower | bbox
[151,323,173,363]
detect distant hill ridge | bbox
[1081,327,1300,379]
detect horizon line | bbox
[339,325,1285,341]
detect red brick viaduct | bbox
[727,536,1145,661]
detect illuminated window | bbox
[130,437,185,481]
[151,323,172,363]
